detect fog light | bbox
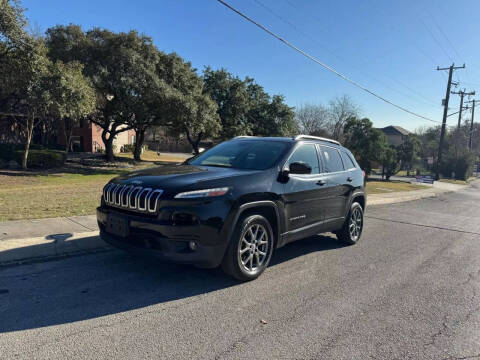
[188,241,197,251]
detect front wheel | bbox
[336,202,364,245]
[221,214,274,281]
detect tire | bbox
[335,202,364,245]
[221,214,274,281]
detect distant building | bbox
[57,120,135,153]
[379,125,411,146]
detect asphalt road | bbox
[1,183,479,359]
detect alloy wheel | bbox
[238,223,269,274]
[349,207,363,241]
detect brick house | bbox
[58,120,135,153]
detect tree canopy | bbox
[343,117,386,175]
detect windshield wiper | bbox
[200,163,232,168]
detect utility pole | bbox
[451,89,475,129]
[436,63,465,180]
[466,99,476,149]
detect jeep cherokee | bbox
[97,135,366,281]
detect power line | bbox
[216,0,441,124]
[424,7,473,85]
[415,2,473,86]
[253,0,439,107]
[428,12,463,61]
[420,19,454,63]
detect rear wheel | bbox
[221,214,274,281]
[336,202,363,245]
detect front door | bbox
[282,143,328,240]
[318,145,350,221]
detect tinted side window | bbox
[341,151,356,170]
[287,144,320,174]
[320,146,344,173]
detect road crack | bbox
[365,215,480,236]
[441,353,480,360]
[424,270,480,349]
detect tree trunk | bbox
[102,129,116,162]
[133,129,145,161]
[63,118,73,155]
[185,129,202,155]
[22,115,35,170]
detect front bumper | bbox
[97,205,231,268]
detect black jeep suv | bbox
[97,135,366,280]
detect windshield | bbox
[189,140,290,170]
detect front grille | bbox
[103,183,163,213]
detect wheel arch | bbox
[352,193,366,211]
[227,201,282,249]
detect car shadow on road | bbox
[0,233,343,333]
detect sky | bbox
[21,0,480,132]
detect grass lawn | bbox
[366,181,427,195]
[0,170,130,221]
[0,151,192,221]
[116,150,190,163]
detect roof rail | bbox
[294,135,340,145]
[233,136,257,139]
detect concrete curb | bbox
[367,188,456,205]
[0,231,110,266]
[0,215,97,241]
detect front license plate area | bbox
[106,214,129,238]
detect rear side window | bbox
[287,144,320,174]
[341,151,356,170]
[320,146,344,173]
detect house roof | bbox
[380,125,411,136]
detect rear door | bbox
[282,143,328,236]
[318,145,351,221]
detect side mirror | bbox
[278,169,290,183]
[289,161,312,175]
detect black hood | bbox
[111,164,262,191]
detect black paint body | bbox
[97,137,366,268]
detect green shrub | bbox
[440,153,475,180]
[13,150,66,168]
[0,144,64,160]
[0,144,22,160]
[121,144,135,153]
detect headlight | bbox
[174,187,230,199]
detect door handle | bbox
[316,180,326,186]
[346,177,353,182]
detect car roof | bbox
[232,135,342,147]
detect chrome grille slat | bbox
[121,185,132,207]
[137,188,152,211]
[129,187,142,209]
[113,184,122,205]
[103,184,163,214]
[147,189,163,213]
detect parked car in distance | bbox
[97,135,366,281]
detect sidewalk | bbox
[0,215,106,266]
[0,181,471,266]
